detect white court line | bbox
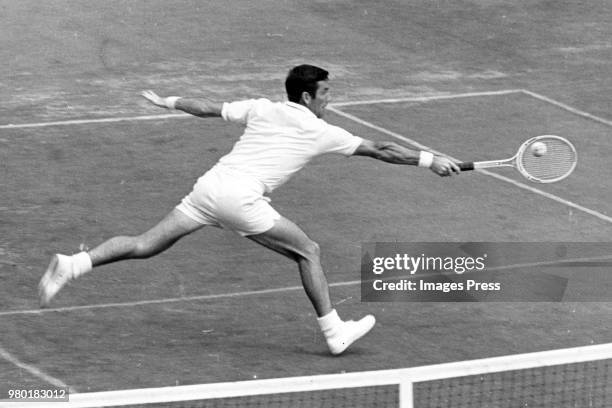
[1,254,611,317]
[520,89,612,127]
[0,344,76,392]
[327,105,612,224]
[0,90,522,130]
[0,281,356,317]
[1,88,611,131]
[331,89,523,107]
[0,113,189,130]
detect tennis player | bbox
[39,64,460,355]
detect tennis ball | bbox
[531,141,547,157]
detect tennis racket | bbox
[457,135,577,183]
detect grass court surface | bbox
[1,0,611,396]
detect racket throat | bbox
[473,160,514,169]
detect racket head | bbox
[516,135,577,183]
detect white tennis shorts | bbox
[176,165,281,236]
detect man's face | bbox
[309,80,331,118]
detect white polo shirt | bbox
[217,99,363,193]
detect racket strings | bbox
[520,138,577,182]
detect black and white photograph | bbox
[1,1,611,406]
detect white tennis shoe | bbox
[39,254,74,307]
[326,315,376,355]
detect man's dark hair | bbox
[285,64,329,103]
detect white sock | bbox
[317,309,343,338]
[71,252,93,278]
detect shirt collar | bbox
[285,101,317,118]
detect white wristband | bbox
[165,96,181,110]
[418,151,434,168]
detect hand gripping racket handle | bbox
[458,162,475,171]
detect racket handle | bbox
[458,162,474,171]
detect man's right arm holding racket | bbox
[353,139,461,177]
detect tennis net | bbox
[10,343,612,408]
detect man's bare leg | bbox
[248,216,375,355]
[39,209,203,306]
[248,216,332,317]
[88,209,204,267]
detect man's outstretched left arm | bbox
[353,139,460,177]
[141,90,223,117]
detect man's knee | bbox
[301,239,320,261]
[132,235,162,259]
